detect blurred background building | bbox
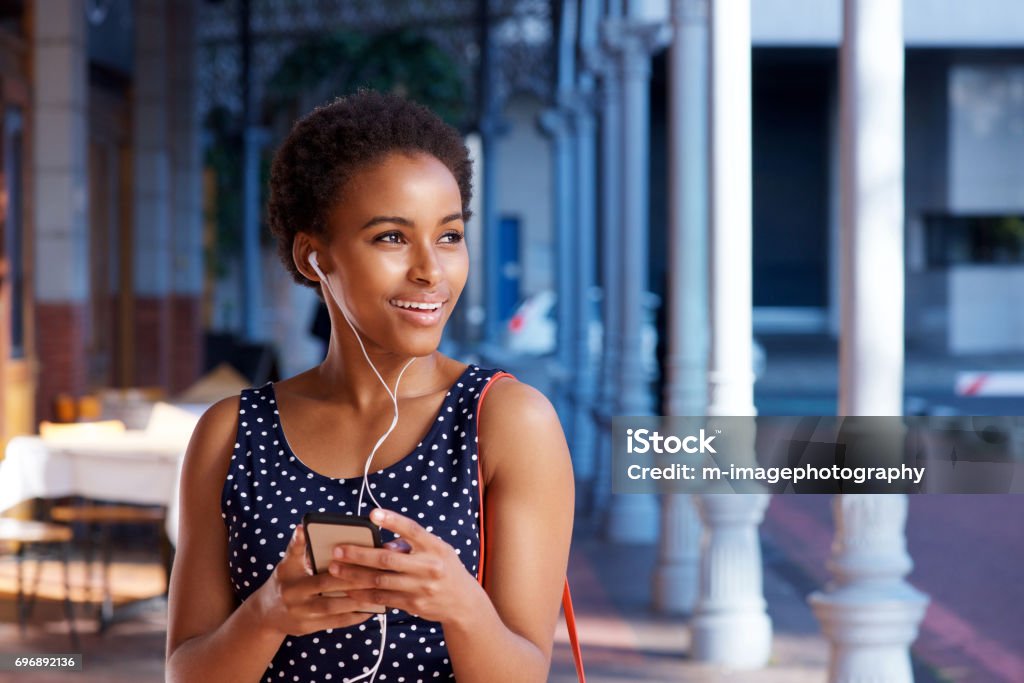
[0,1,1022,679]
[1,0,1021,441]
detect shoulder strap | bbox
[475,370,586,683]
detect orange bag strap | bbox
[475,370,586,682]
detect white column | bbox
[591,46,623,522]
[836,5,904,416]
[538,103,577,439]
[543,0,580,458]
[690,0,772,667]
[168,0,203,299]
[33,0,89,304]
[811,494,928,683]
[811,3,929,682]
[653,0,709,615]
[601,15,669,545]
[133,0,171,298]
[570,90,599,507]
[571,0,604,510]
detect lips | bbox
[388,297,447,327]
[388,298,445,311]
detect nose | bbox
[408,241,443,287]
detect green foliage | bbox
[205,28,469,281]
[204,105,242,280]
[338,30,468,128]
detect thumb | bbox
[279,524,312,578]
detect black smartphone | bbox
[302,512,385,614]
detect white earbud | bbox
[308,251,325,281]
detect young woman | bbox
[165,91,575,683]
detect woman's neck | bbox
[314,344,448,411]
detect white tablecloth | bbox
[0,403,204,545]
[0,435,184,510]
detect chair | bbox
[0,518,78,648]
[48,504,169,633]
[39,415,171,632]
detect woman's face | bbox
[320,151,468,358]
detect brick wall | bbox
[133,296,171,388]
[35,302,88,423]
[170,294,203,394]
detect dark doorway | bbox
[753,48,835,309]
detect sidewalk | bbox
[489,339,1024,683]
[1,339,1019,681]
[548,522,831,683]
[763,494,1024,683]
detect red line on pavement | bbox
[917,600,1024,683]
[961,373,988,396]
[765,497,1024,683]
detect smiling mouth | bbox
[388,299,446,312]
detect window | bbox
[925,214,1024,268]
[3,107,24,357]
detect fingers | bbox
[306,594,381,617]
[369,509,434,550]
[333,542,441,576]
[383,538,412,553]
[276,524,311,581]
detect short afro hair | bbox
[267,89,473,292]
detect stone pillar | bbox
[537,103,576,443]
[836,5,904,415]
[653,0,709,616]
[810,3,929,682]
[570,2,601,510]
[601,14,669,544]
[133,0,172,388]
[690,0,772,667]
[478,0,503,347]
[32,0,90,421]
[569,103,599,501]
[167,0,204,394]
[811,495,928,683]
[540,0,579,454]
[591,39,623,523]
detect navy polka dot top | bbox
[220,364,507,682]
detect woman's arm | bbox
[448,378,575,681]
[340,378,575,682]
[165,396,285,683]
[165,397,381,683]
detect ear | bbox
[293,233,326,283]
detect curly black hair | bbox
[267,90,473,293]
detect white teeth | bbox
[390,299,442,311]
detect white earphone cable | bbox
[311,255,415,683]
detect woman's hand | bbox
[250,524,381,637]
[333,508,484,626]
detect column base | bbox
[604,494,659,543]
[690,609,772,668]
[810,583,929,683]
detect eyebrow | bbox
[360,213,465,230]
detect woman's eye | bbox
[375,232,404,244]
[441,231,465,244]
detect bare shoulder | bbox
[181,394,242,480]
[479,376,559,428]
[477,376,570,484]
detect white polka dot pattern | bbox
[220,365,503,682]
